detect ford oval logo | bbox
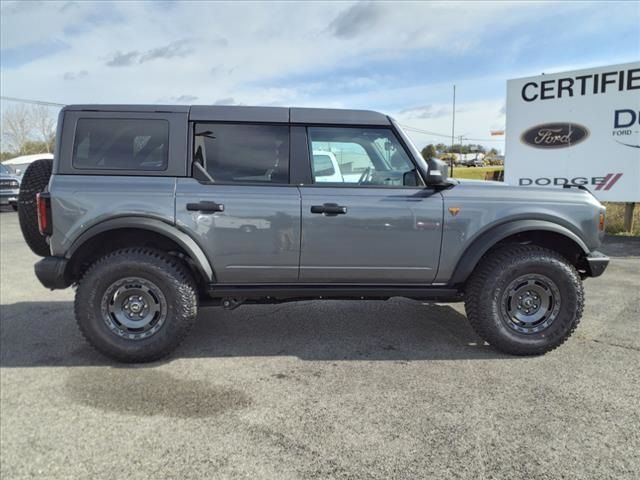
[520,122,590,149]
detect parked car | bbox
[312,151,344,182]
[460,158,484,167]
[3,153,54,178]
[463,158,485,167]
[0,163,20,210]
[19,104,608,362]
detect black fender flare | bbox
[449,219,590,285]
[66,216,214,282]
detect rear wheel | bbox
[74,248,198,363]
[18,159,52,256]
[465,245,584,355]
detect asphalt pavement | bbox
[1,207,638,479]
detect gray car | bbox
[19,105,609,362]
[0,163,20,211]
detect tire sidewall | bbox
[76,251,197,361]
[486,256,580,350]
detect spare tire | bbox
[18,159,53,257]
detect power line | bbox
[457,136,504,143]
[400,123,504,143]
[1,96,65,107]
[399,124,452,138]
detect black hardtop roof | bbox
[63,104,391,125]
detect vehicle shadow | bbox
[0,298,510,368]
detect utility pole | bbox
[458,135,468,165]
[450,85,456,176]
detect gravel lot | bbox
[1,207,639,479]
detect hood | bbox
[453,178,508,186]
[447,178,602,207]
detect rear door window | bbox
[194,123,289,184]
[73,118,169,171]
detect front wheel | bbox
[465,245,584,355]
[74,248,198,362]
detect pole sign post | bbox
[505,62,640,202]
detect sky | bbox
[1,0,639,151]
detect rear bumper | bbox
[584,251,609,278]
[34,256,70,289]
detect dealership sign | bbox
[505,62,640,202]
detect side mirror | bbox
[403,170,419,187]
[425,159,450,185]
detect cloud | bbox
[155,94,199,103]
[63,70,88,81]
[211,36,229,48]
[398,105,450,120]
[105,39,198,67]
[1,0,43,16]
[138,39,194,63]
[2,1,638,152]
[106,50,139,67]
[1,1,122,51]
[213,97,238,105]
[1,39,70,69]
[328,1,385,38]
[174,95,198,103]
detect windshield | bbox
[0,163,12,175]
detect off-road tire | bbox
[74,248,198,363]
[17,159,53,256]
[465,245,584,355]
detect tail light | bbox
[36,192,52,236]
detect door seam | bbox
[296,186,303,280]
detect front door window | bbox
[308,127,420,187]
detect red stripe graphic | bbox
[595,173,612,191]
[604,173,623,191]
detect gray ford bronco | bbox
[18,105,609,362]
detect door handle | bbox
[310,203,347,216]
[186,201,225,213]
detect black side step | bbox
[205,284,462,302]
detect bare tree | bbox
[1,104,57,154]
[32,105,56,153]
[1,104,33,154]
